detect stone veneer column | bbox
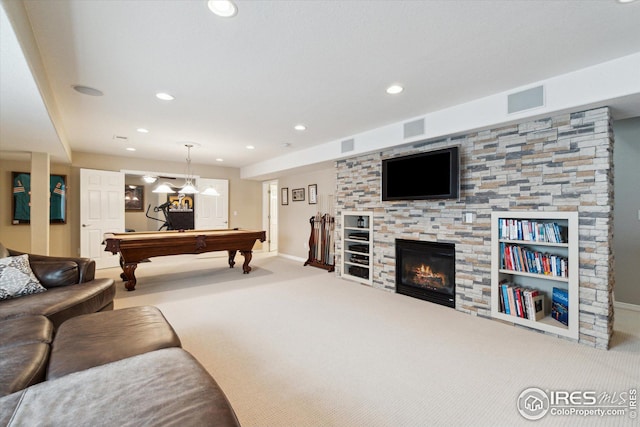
[335,107,614,349]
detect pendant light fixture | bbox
[201,186,220,196]
[179,143,198,194]
[153,143,218,195]
[152,182,175,193]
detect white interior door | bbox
[196,178,229,229]
[80,168,124,269]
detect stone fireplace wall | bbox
[335,107,614,349]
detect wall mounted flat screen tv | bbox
[382,146,460,201]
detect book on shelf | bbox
[507,284,516,317]
[514,287,522,317]
[499,243,568,278]
[498,218,566,244]
[530,295,545,321]
[551,287,569,326]
[499,280,511,315]
[498,282,546,321]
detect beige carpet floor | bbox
[98,253,640,427]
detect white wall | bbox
[277,167,336,261]
[613,117,640,306]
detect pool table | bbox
[104,228,266,291]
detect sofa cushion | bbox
[0,316,53,398]
[0,278,116,329]
[48,306,181,380]
[0,391,21,427]
[0,255,47,301]
[0,315,53,349]
[0,342,50,397]
[7,250,96,283]
[30,260,79,288]
[1,348,240,426]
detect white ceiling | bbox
[2,0,640,171]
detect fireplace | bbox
[395,239,455,308]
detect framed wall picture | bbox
[308,184,317,204]
[281,187,289,205]
[124,185,144,211]
[12,172,66,224]
[292,188,305,202]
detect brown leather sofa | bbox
[0,307,240,426]
[0,243,116,397]
[0,245,240,426]
[1,246,116,328]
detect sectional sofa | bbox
[0,243,240,426]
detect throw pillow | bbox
[0,255,47,300]
[30,261,79,288]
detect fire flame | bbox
[413,264,447,288]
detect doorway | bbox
[80,168,124,269]
[122,170,229,232]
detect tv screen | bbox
[382,146,460,201]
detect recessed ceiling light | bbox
[246,145,255,150]
[136,128,149,133]
[207,0,237,17]
[126,147,136,151]
[155,92,175,101]
[294,124,306,131]
[72,85,103,96]
[216,158,224,162]
[386,84,404,95]
[617,0,636,3]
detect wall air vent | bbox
[508,85,544,114]
[403,118,425,139]
[341,139,355,153]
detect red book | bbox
[515,288,524,318]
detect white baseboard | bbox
[278,253,307,263]
[614,301,640,312]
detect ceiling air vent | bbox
[508,85,544,114]
[341,139,355,153]
[403,118,425,139]
[113,135,128,141]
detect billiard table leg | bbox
[227,250,237,268]
[240,250,253,274]
[122,262,138,291]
